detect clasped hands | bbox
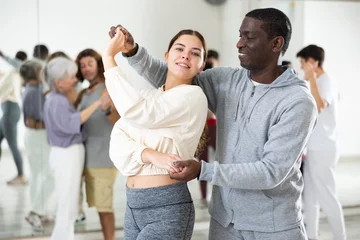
[143,149,201,182]
[169,159,202,182]
[104,25,136,58]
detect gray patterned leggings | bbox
[125,182,195,240]
[0,101,24,176]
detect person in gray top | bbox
[76,49,120,240]
[111,7,317,240]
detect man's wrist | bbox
[122,43,138,57]
[197,160,202,180]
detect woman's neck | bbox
[164,74,192,91]
[27,80,40,85]
[88,77,102,91]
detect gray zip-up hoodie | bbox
[126,46,317,232]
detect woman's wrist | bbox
[141,148,152,164]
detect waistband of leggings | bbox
[126,182,192,209]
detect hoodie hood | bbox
[244,67,308,120]
[246,66,307,89]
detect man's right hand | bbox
[108,25,136,54]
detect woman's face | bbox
[56,74,78,93]
[79,56,99,82]
[165,34,205,83]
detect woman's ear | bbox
[198,62,206,73]
[55,79,61,89]
[164,52,169,63]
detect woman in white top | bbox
[0,51,27,185]
[103,26,208,239]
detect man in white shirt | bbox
[297,44,346,240]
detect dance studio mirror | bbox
[1,0,359,239]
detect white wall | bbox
[303,1,360,157]
[1,0,359,157]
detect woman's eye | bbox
[175,48,183,52]
[192,52,200,57]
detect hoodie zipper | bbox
[250,85,255,97]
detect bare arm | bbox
[80,99,101,124]
[110,121,181,175]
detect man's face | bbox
[299,57,318,70]
[236,17,274,71]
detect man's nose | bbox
[236,38,245,49]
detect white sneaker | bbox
[7,175,28,185]
[39,214,55,225]
[75,212,86,223]
[25,212,43,231]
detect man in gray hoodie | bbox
[111,8,317,240]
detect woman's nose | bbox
[182,54,189,60]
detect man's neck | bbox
[316,67,325,77]
[250,64,284,84]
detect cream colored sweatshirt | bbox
[105,67,207,176]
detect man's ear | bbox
[308,58,319,68]
[272,36,284,53]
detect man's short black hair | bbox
[33,44,49,60]
[15,51,27,61]
[246,8,292,55]
[282,60,291,66]
[207,49,219,60]
[296,44,325,68]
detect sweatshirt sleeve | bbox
[109,120,146,176]
[105,66,204,129]
[125,45,239,115]
[0,71,14,99]
[126,46,167,89]
[52,98,81,134]
[2,55,23,70]
[199,97,317,190]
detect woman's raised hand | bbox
[108,25,136,54]
[104,26,127,58]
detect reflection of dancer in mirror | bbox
[103,26,208,239]
[20,59,55,231]
[117,7,317,240]
[0,50,28,185]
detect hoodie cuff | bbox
[126,46,147,65]
[199,160,214,182]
